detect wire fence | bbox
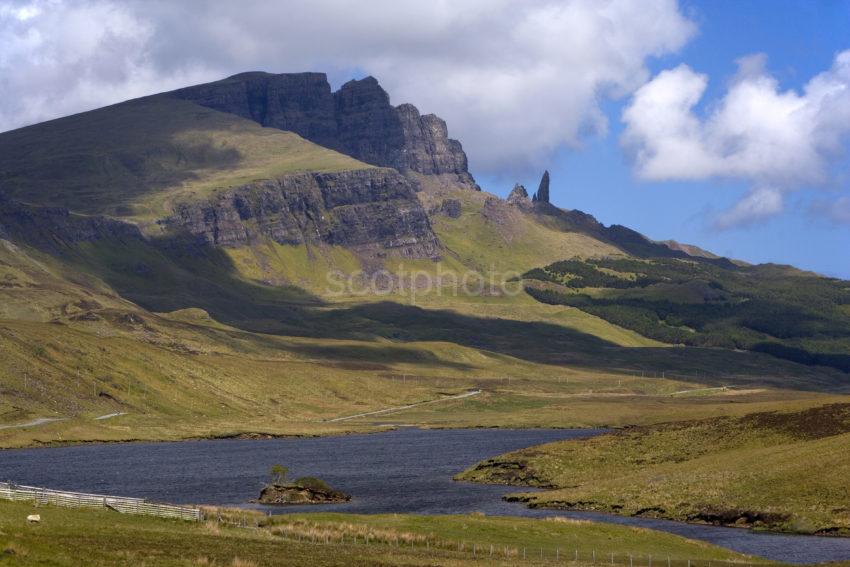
[265,527,757,567]
[206,512,755,567]
[0,482,202,521]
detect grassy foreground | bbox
[0,500,769,566]
[459,403,850,535]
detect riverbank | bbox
[458,403,850,537]
[4,427,850,562]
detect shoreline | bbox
[0,422,611,451]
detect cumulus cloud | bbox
[0,0,695,174]
[622,50,850,228]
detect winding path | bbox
[0,417,67,430]
[325,389,482,423]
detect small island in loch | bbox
[253,465,350,505]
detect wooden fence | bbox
[0,482,203,521]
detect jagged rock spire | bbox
[507,183,529,205]
[534,170,550,203]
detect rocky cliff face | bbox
[170,72,339,148]
[0,167,440,261]
[160,168,440,259]
[171,72,478,190]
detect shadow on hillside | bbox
[61,233,842,391]
[284,342,473,371]
[0,96,248,215]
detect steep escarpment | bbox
[0,167,440,262]
[160,168,440,259]
[172,72,478,190]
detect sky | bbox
[1,0,849,277]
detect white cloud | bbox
[0,0,695,174]
[622,50,850,227]
[715,187,784,229]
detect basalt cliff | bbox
[173,72,478,191]
[161,168,440,258]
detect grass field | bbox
[0,500,770,566]
[459,403,850,535]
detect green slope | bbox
[522,256,850,372]
[0,95,370,218]
[460,403,850,535]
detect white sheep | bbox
[26,514,40,523]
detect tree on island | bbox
[270,464,288,485]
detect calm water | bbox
[1,428,848,563]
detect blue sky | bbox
[481,0,850,277]
[2,0,849,277]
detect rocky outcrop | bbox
[533,170,550,203]
[507,184,530,207]
[392,101,475,184]
[172,72,478,190]
[436,198,462,219]
[253,481,350,505]
[160,168,440,259]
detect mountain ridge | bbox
[172,71,479,191]
[0,71,847,449]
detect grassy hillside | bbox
[4,230,847,448]
[2,191,847,449]
[459,403,850,535]
[418,184,622,274]
[0,500,769,566]
[0,81,847,451]
[58,232,845,389]
[523,257,850,372]
[0,95,369,218]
